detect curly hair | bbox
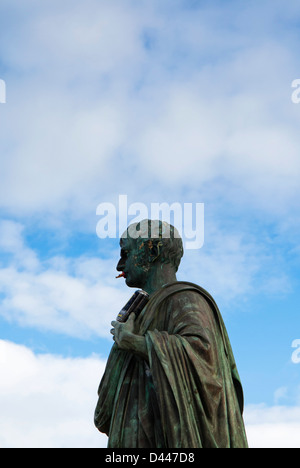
[123,219,184,272]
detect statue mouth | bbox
[116,271,126,279]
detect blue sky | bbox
[0,0,300,447]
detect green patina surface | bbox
[94,220,248,448]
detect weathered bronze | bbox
[94,219,248,448]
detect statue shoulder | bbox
[160,281,217,307]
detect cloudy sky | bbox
[0,0,300,448]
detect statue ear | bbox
[147,240,163,263]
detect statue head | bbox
[116,219,184,291]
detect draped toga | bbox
[94,281,248,448]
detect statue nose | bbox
[116,259,125,271]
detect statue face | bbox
[116,237,150,289]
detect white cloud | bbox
[0,219,129,338]
[179,220,292,306]
[0,260,129,339]
[0,220,39,271]
[0,93,125,214]
[0,218,291,336]
[0,0,299,222]
[0,0,299,449]
[244,404,300,448]
[0,340,108,448]
[1,339,300,449]
[179,231,259,302]
[131,41,300,213]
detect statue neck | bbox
[142,263,177,296]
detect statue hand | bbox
[110,313,136,350]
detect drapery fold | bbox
[95,282,248,448]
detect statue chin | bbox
[125,277,140,289]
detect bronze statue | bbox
[94,220,248,448]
